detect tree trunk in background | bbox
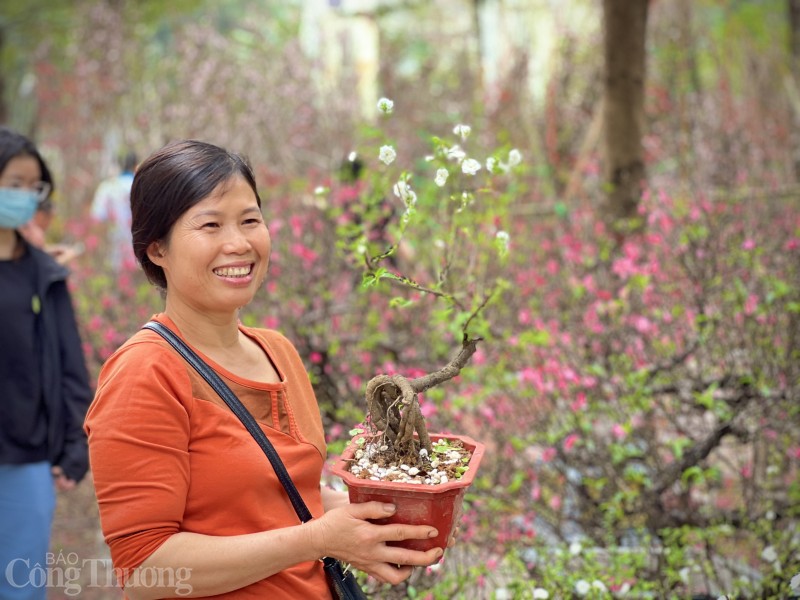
[601,0,649,231]
[675,0,700,190]
[790,0,800,74]
[788,0,800,179]
[0,26,7,125]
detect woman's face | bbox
[148,175,271,317]
[0,155,45,233]
[0,155,42,189]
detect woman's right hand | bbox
[309,501,444,585]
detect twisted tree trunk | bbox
[365,336,481,455]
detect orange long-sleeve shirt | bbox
[85,314,332,599]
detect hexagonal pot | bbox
[331,433,485,552]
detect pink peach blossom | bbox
[564,433,580,452]
[744,294,758,315]
[570,393,587,412]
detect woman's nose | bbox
[222,227,252,253]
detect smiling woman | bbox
[84,139,445,600]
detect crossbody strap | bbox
[142,320,314,523]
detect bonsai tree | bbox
[337,98,521,468]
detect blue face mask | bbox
[0,188,39,229]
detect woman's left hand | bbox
[51,466,77,492]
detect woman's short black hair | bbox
[0,127,54,199]
[130,139,261,289]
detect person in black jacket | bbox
[0,127,92,600]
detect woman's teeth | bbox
[214,265,251,277]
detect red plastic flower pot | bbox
[331,433,485,552]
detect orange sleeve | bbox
[84,335,193,582]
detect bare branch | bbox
[653,423,732,496]
[409,335,481,394]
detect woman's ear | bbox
[146,241,165,266]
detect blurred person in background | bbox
[90,149,137,271]
[0,127,92,600]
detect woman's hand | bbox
[309,501,444,585]
[51,466,77,492]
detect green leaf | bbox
[389,296,414,308]
[695,384,717,410]
[669,438,691,460]
[681,465,704,485]
[507,470,525,493]
[519,328,551,347]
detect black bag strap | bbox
[142,320,314,522]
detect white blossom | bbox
[434,168,449,187]
[495,230,510,256]
[445,145,466,162]
[533,588,550,599]
[379,145,396,165]
[461,158,481,175]
[575,580,590,596]
[393,180,417,207]
[313,186,326,195]
[486,157,498,172]
[347,151,357,162]
[377,97,394,114]
[453,123,471,140]
[508,148,522,167]
[790,573,800,590]
[569,541,582,556]
[761,546,778,563]
[495,588,512,600]
[592,580,607,592]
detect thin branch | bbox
[462,288,497,335]
[408,335,482,394]
[643,338,700,383]
[653,422,732,496]
[363,251,465,309]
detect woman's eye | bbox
[202,222,220,229]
